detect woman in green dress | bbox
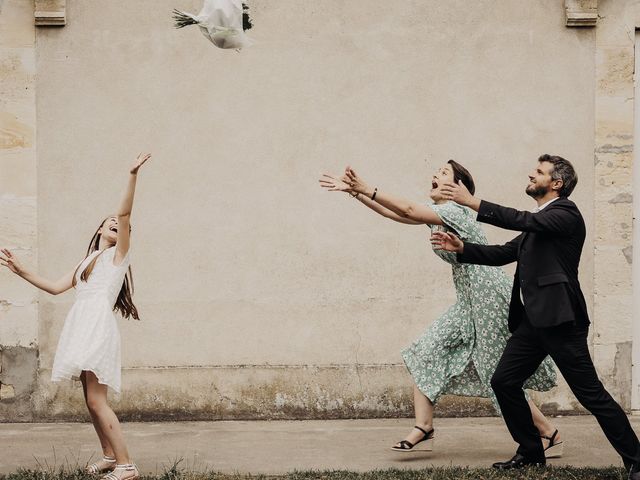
[319,161,562,457]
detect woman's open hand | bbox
[344,166,372,196]
[0,249,24,275]
[319,173,353,192]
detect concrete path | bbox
[1,416,638,475]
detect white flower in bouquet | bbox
[173,0,253,50]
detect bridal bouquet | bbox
[173,0,253,50]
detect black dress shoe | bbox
[629,462,640,480]
[492,453,546,470]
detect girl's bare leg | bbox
[81,371,116,470]
[83,371,132,464]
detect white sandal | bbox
[86,455,116,474]
[101,463,139,480]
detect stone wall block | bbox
[593,246,631,287]
[593,342,632,410]
[34,0,66,26]
[0,0,35,47]
[0,346,38,421]
[596,46,634,97]
[0,48,36,106]
[0,0,39,421]
[593,204,633,244]
[592,294,632,344]
[594,166,632,190]
[0,196,36,245]
[565,0,598,27]
[0,302,38,347]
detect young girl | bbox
[1,153,151,480]
[319,162,563,458]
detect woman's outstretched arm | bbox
[114,153,151,265]
[319,173,423,225]
[354,190,424,225]
[0,248,75,295]
[343,167,444,225]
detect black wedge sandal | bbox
[541,429,564,458]
[391,425,435,452]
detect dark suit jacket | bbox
[457,197,589,332]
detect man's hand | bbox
[430,231,464,253]
[440,180,481,211]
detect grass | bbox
[0,465,630,480]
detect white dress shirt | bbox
[533,196,559,213]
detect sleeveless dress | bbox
[51,246,130,393]
[401,201,557,413]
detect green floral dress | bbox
[401,201,557,414]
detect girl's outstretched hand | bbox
[319,173,354,192]
[0,249,23,275]
[130,153,151,175]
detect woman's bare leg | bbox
[528,399,561,447]
[395,383,435,446]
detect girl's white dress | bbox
[51,246,130,393]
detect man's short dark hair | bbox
[538,154,578,197]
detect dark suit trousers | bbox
[490,318,640,466]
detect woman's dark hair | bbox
[447,159,476,195]
[72,216,139,320]
[538,154,578,197]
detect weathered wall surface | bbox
[0,0,39,421]
[7,0,633,421]
[590,0,640,415]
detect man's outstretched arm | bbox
[440,181,579,236]
[431,231,521,266]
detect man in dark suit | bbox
[433,154,640,477]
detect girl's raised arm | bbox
[0,248,75,295]
[114,153,151,265]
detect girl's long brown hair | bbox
[72,217,140,320]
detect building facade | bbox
[0,0,638,421]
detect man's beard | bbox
[526,183,548,199]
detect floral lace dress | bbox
[401,201,556,413]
